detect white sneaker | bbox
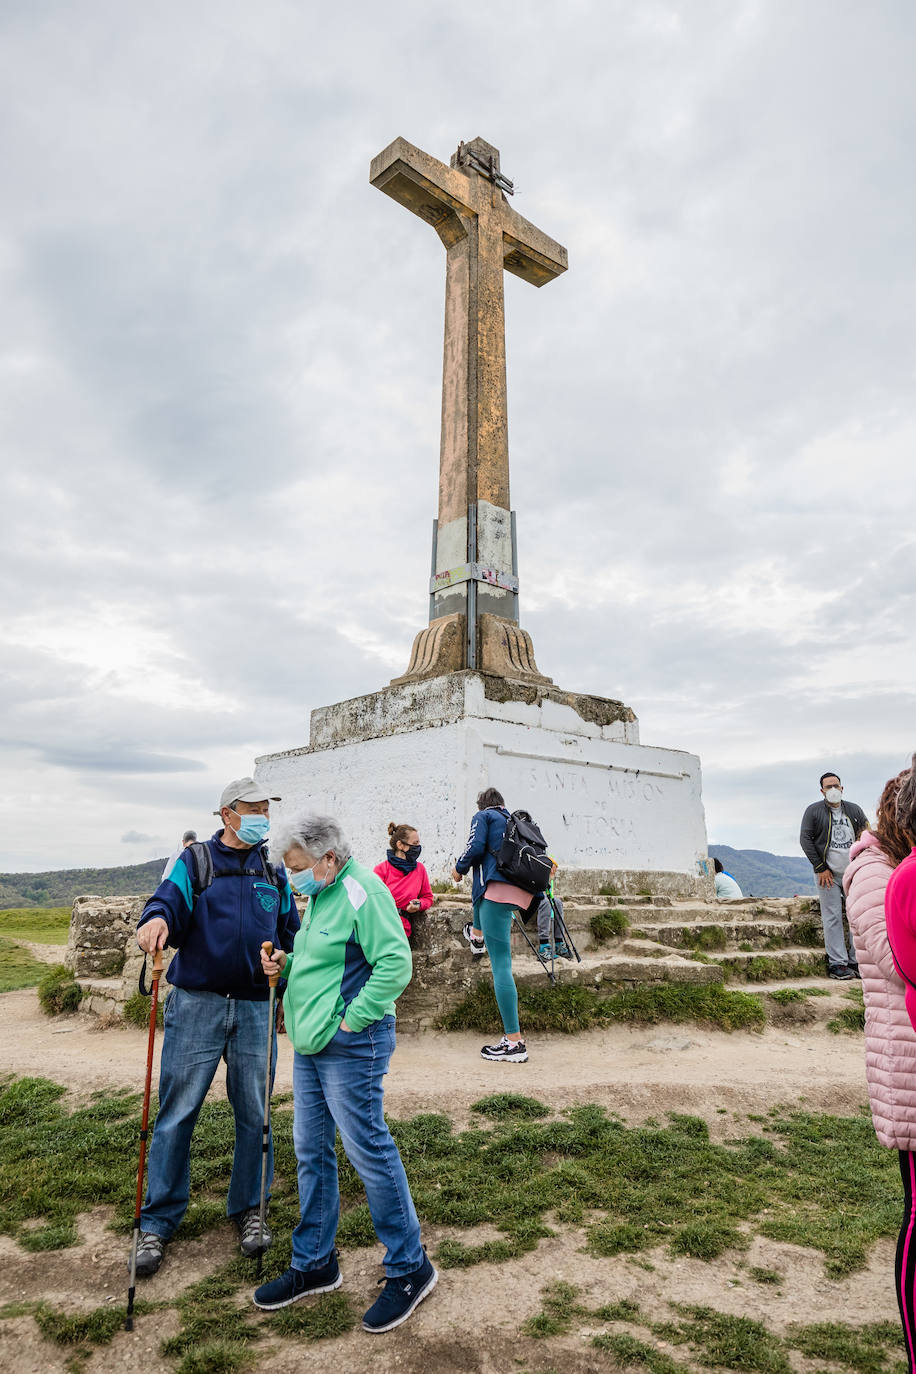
[462,921,486,957]
[480,1036,528,1063]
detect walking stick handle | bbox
[151,948,164,981]
[261,940,280,989]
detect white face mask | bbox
[824,787,843,805]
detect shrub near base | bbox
[37,965,83,1016]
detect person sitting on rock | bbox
[713,857,743,900]
[374,823,434,940]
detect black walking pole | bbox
[256,940,279,1277]
[512,910,557,986]
[126,947,164,1331]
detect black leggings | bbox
[897,1151,916,1373]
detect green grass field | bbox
[0,909,69,994]
[0,907,70,944]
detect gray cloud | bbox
[1,1,915,869]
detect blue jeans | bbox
[290,1015,423,1277]
[141,987,276,1238]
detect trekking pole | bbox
[256,940,279,1277]
[512,911,556,986]
[550,895,582,963]
[126,947,164,1332]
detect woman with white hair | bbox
[252,813,436,1334]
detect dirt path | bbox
[0,988,894,1374]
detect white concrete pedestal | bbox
[255,672,711,897]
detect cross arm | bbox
[501,205,568,287]
[371,137,474,248]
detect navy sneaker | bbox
[253,1253,341,1310]
[362,1251,438,1333]
[827,962,855,980]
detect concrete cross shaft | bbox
[370,136,568,685]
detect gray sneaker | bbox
[130,1231,165,1278]
[236,1206,272,1258]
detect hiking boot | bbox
[253,1253,341,1310]
[462,921,486,957]
[827,962,855,980]
[236,1205,272,1258]
[538,942,553,961]
[362,1251,438,1333]
[130,1231,165,1278]
[554,940,574,960]
[848,962,861,978]
[480,1036,528,1063]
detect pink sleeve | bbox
[416,864,434,912]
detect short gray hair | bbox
[272,812,352,866]
[182,830,197,844]
[896,755,916,841]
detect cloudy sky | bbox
[2,0,914,873]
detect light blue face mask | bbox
[232,811,270,845]
[288,860,332,896]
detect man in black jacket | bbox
[799,771,868,979]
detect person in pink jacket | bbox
[374,823,434,940]
[844,767,916,1371]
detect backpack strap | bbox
[187,841,214,896]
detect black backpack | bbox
[489,810,553,895]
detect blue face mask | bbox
[289,865,329,896]
[232,811,270,845]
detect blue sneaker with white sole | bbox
[362,1251,437,1333]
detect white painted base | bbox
[255,675,710,896]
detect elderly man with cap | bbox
[131,777,300,1278]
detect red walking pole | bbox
[256,940,279,1277]
[125,947,164,1331]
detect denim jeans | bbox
[141,986,276,1238]
[290,1015,423,1277]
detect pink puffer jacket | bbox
[844,831,916,1150]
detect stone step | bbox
[716,948,828,983]
[627,920,800,952]
[511,948,723,989]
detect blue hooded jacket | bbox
[454,807,510,903]
[136,830,300,999]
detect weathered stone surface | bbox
[66,895,147,978]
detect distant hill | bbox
[0,859,166,910]
[709,846,816,899]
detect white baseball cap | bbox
[214,777,281,815]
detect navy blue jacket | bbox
[455,807,510,903]
[137,831,300,999]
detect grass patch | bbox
[689,925,728,953]
[592,1332,685,1374]
[767,988,812,1005]
[590,908,629,942]
[788,917,824,948]
[598,884,620,897]
[471,1093,550,1120]
[174,1343,255,1374]
[748,1266,782,1284]
[123,990,165,1029]
[438,979,765,1034]
[36,1300,151,1345]
[829,1004,866,1034]
[787,1319,903,1372]
[522,1279,584,1338]
[0,907,70,944]
[36,963,83,1013]
[727,952,825,983]
[671,1304,792,1373]
[266,1291,355,1339]
[0,937,52,994]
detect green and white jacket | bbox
[282,857,413,1056]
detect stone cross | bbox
[370,136,567,684]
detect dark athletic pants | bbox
[897,1151,916,1373]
